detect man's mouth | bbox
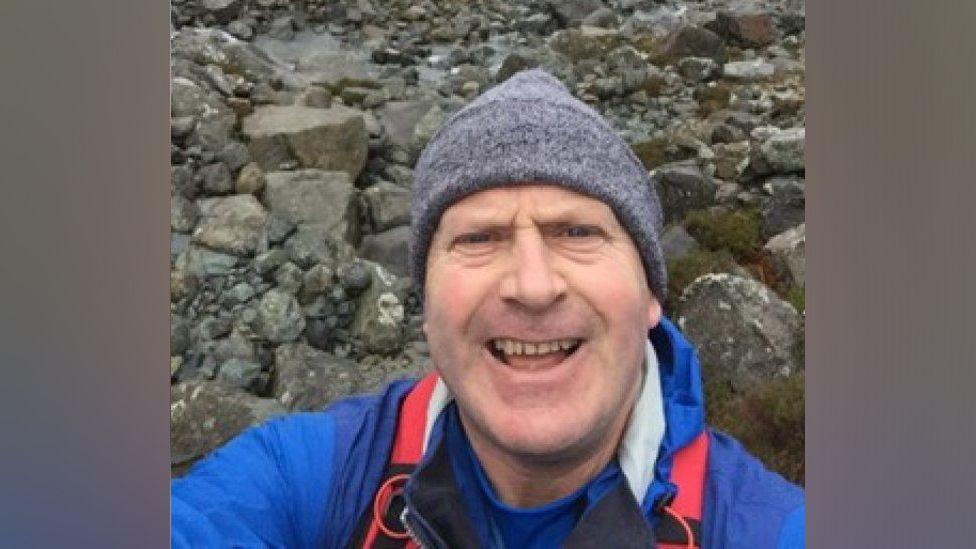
[487,337,583,370]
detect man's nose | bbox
[498,229,567,310]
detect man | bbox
[172,69,804,548]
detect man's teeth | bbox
[492,338,579,356]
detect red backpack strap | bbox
[656,430,709,549]
[353,373,439,549]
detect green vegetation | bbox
[665,249,736,309]
[683,207,763,262]
[693,83,733,115]
[705,373,806,485]
[784,284,805,314]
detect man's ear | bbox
[646,296,662,330]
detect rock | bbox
[199,162,233,194]
[349,261,405,354]
[172,164,196,198]
[200,0,243,24]
[495,51,541,83]
[274,262,304,295]
[300,263,334,303]
[377,100,438,152]
[216,358,262,389]
[707,11,776,48]
[268,16,296,41]
[517,13,557,36]
[358,225,411,278]
[677,273,802,391]
[765,223,805,288]
[265,214,296,245]
[760,177,805,240]
[170,380,285,470]
[294,49,379,91]
[284,224,349,270]
[216,142,251,174]
[171,193,199,233]
[712,141,751,181]
[178,244,239,278]
[403,5,426,21]
[677,56,718,82]
[651,160,719,224]
[722,59,775,82]
[254,249,288,277]
[241,105,368,180]
[660,225,700,262]
[548,27,621,61]
[272,343,360,411]
[235,162,266,194]
[221,282,256,306]
[363,181,411,232]
[262,169,360,245]
[171,116,196,140]
[337,259,373,296]
[582,7,619,29]
[227,19,253,41]
[751,126,805,175]
[547,0,604,28]
[663,26,727,63]
[171,315,191,357]
[409,104,449,162]
[304,86,332,108]
[257,289,306,343]
[192,194,268,256]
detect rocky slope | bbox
[169,0,806,482]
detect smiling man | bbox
[172,69,804,548]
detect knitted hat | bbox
[410,69,667,301]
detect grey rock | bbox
[268,16,296,41]
[212,330,256,364]
[723,59,775,82]
[284,224,345,270]
[301,263,334,304]
[265,214,296,245]
[222,282,256,305]
[517,13,557,35]
[304,86,332,108]
[751,126,805,175]
[192,194,269,256]
[227,19,253,41]
[760,177,805,240]
[200,0,243,24]
[172,164,196,198]
[383,164,414,188]
[706,10,777,48]
[216,358,262,389]
[199,162,234,195]
[358,225,411,278]
[257,288,306,343]
[765,223,806,288]
[677,273,802,391]
[651,160,719,224]
[254,249,288,277]
[548,27,620,61]
[170,380,285,470]
[171,116,196,140]
[677,57,718,82]
[409,104,449,163]
[171,315,191,356]
[241,105,368,180]
[547,0,605,28]
[495,51,541,83]
[582,7,619,29]
[660,225,700,263]
[663,26,727,63]
[274,261,304,295]
[235,162,266,194]
[363,181,411,232]
[272,343,360,411]
[349,261,405,354]
[294,48,379,91]
[195,315,232,341]
[263,169,360,245]
[377,100,437,152]
[337,259,372,296]
[171,193,200,233]
[179,244,239,277]
[217,142,251,174]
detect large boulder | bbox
[651,160,719,224]
[363,181,411,232]
[706,10,777,48]
[677,273,802,391]
[272,343,360,411]
[760,176,805,240]
[377,100,439,152]
[262,169,360,245]
[191,194,269,256]
[241,105,368,179]
[200,0,243,25]
[170,381,285,473]
[750,126,805,176]
[662,26,727,63]
[765,223,806,288]
[257,289,305,343]
[358,225,411,278]
[722,59,775,82]
[349,261,406,354]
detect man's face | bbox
[423,185,662,463]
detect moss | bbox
[683,207,762,262]
[784,285,805,313]
[666,249,736,310]
[705,373,806,485]
[693,83,733,115]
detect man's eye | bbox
[561,225,600,238]
[454,232,494,245]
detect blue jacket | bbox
[172,318,805,548]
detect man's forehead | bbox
[438,184,616,226]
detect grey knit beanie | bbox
[410,69,667,301]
